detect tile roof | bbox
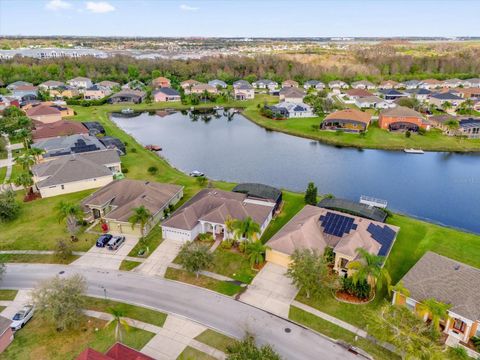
[82,179,183,222]
[324,109,371,125]
[399,251,480,320]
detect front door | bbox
[93,208,101,219]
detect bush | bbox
[342,277,371,299]
[198,233,214,242]
[147,166,158,175]
[471,336,480,351]
[0,190,21,222]
[130,148,137,153]
[405,130,411,138]
[122,168,129,173]
[221,239,234,249]
[323,247,334,264]
[418,127,426,135]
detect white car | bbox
[11,306,34,331]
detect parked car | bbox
[107,235,126,250]
[11,306,34,331]
[96,234,113,247]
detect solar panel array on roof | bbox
[320,212,355,237]
[367,223,397,256]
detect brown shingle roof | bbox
[324,109,371,125]
[380,106,423,119]
[26,104,61,117]
[345,89,373,97]
[32,120,88,140]
[399,252,480,320]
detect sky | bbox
[0,0,479,38]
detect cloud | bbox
[180,4,199,11]
[85,1,115,13]
[45,0,72,11]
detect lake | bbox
[111,110,480,234]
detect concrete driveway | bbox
[71,235,139,270]
[135,238,183,277]
[240,262,298,317]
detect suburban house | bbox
[32,149,121,198]
[406,88,432,102]
[75,342,154,360]
[0,316,13,354]
[12,85,38,100]
[355,96,391,109]
[303,80,325,90]
[6,81,32,91]
[49,85,79,99]
[208,79,228,89]
[82,179,183,236]
[457,117,480,138]
[252,79,278,90]
[67,77,93,89]
[153,87,181,102]
[344,88,374,100]
[328,80,349,89]
[351,80,376,90]
[180,79,201,91]
[152,76,171,88]
[378,106,428,131]
[233,84,255,100]
[419,79,443,90]
[379,89,408,101]
[464,78,480,88]
[82,121,106,135]
[38,80,65,90]
[279,87,306,103]
[233,80,251,88]
[322,109,371,132]
[108,90,146,104]
[267,102,313,118]
[452,87,480,100]
[162,189,274,242]
[26,104,62,123]
[96,80,120,90]
[84,85,112,100]
[282,80,299,88]
[429,92,465,109]
[265,205,399,275]
[392,252,480,352]
[32,120,89,141]
[188,83,218,95]
[33,134,106,158]
[232,183,282,213]
[379,80,402,89]
[404,80,422,89]
[121,80,145,91]
[429,115,480,138]
[442,78,464,88]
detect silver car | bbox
[107,235,126,250]
[11,306,34,331]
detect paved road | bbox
[2,264,362,360]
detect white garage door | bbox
[162,227,191,242]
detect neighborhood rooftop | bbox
[317,197,388,223]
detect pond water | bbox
[111,110,480,234]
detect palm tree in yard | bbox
[389,280,410,299]
[56,201,82,241]
[245,241,267,268]
[417,298,451,335]
[348,248,391,297]
[14,153,35,171]
[107,308,130,342]
[16,128,31,149]
[27,147,45,164]
[11,172,33,196]
[129,205,151,237]
[232,217,261,243]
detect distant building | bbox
[180,79,201,91]
[26,104,62,124]
[153,87,181,102]
[67,77,93,89]
[208,79,228,89]
[6,81,33,91]
[379,89,408,101]
[281,80,299,88]
[84,85,112,100]
[252,79,278,90]
[96,80,120,90]
[419,79,443,90]
[38,80,65,90]
[233,80,251,88]
[188,84,218,95]
[108,90,146,104]
[0,47,107,60]
[267,102,313,118]
[322,109,371,132]
[328,80,349,89]
[279,87,306,103]
[233,84,254,100]
[351,80,376,90]
[303,80,325,90]
[152,76,171,88]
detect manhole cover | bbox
[284,328,291,333]
[58,271,65,274]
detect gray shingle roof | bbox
[400,251,480,320]
[33,134,105,157]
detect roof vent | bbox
[141,194,146,199]
[454,265,460,271]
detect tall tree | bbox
[304,182,318,205]
[245,240,267,267]
[417,298,451,335]
[11,171,33,196]
[348,248,391,296]
[108,308,130,342]
[14,153,35,171]
[55,201,82,241]
[178,242,213,278]
[128,205,151,237]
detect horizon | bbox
[1,0,480,38]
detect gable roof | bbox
[110,89,146,99]
[97,80,120,88]
[324,109,371,125]
[40,80,65,87]
[430,92,463,100]
[82,179,183,222]
[399,252,480,320]
[345,89,373,97]
[32,120,89,140]
[26,104,61,117]
[380,106,423,119]
[279,87,306,97]
[32,149,119,188]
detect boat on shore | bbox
[189,170,204,177]
[404,148,424,154]
[145,145,162,151]
[121,108,134,114]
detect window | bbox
[406,298,416,311]
[61,185,64,190]
[453,318,466,332]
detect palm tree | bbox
[417,298,451,334]
[348,248,391,297]
[107,308,130,342]
[245,241,267,268]
[389,280,410,302]
[232,217,261,243]
[441,101,452,112]
[11,172,33,196]
[129,205,151,237]
[14,153,35,171]
[16,128,31,149]
[55,201,82,240]
[27,147,45,164]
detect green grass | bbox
[0,254,79,264]
[195,329,235,353]
[208,248,256,283]
[0,137,7,160]
[127,225,163,257]
[177,346,216,360]
[0,190,97,251]
[119,260,142,271]
[0,316,154,360]
[289,306,399,360]
[165,267,242,296]
[0,289,18,301]
[84,296,167,327]
[0,166,6,183]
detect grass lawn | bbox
[195,329,235,353]
[0,190,97,251]
[119,260,142,271]
[165,267,241,296]
[127,225,163,257]
[207,248,256,284]
[289,306,399,360]
[0,289,18,301]
[0,316,154,360]
[84,296,167,327]
[0,166,6,183]
[177,346,216,360]
[0,254,79,264]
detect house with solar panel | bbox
[265,205,399,276]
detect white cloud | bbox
[180,4,199,11]
[85,1,115,13]
[45,0,72,11]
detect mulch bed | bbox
[335,290,373,304]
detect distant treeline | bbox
[0,45,479,86]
